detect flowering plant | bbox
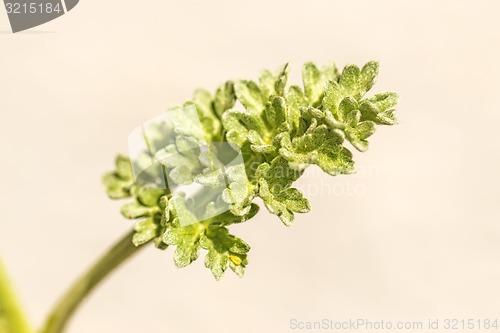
[0,61,398,333]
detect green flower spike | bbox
[103,61,399,280]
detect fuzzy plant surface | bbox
[103,61,399,280]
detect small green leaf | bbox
[234,80,265,113]
[204,242,229,280]
[315,145,355,176]
[102,173,133,199]
[208,203,259,226]
[368,92,399,112]
[302,61,339,106]
[116,155,133,180]
[264,96,287,130]
[103,155,135,199]
[339,64,361,95]
[360,97,399,125]
[321,62,340,82]
[222,108,265,145]
[259,69,275,99]
[302,62,322,104]
[279,188,310,213]
[200,226,250,280]
[250,144,276,154]
[136,187,165,207]
[213,81,236,118]
[338,97,359,124]
[354,121,376,141]
[192,89,213,118]
[286,85,306,131]
[359,100,379,120]
[222,164,251,203]
[359,61,379,95]
[258,178,306,226]
[192,90,221,141]
[377,109,398,125]
[274,63,290,96]
[132,218,160,246]
[258,64,290,99]
[162,218,203,268]
[361,92,399,125]
[121,201,159,219]
[323,80,344,117]
[345,121,376,152]
[255,157,308,226]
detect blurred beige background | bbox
[1,0,500,332]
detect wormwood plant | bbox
[0,61,398,333]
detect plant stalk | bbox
[0,259,33,333]
[41,230,143,333]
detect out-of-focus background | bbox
[1,1,499,332]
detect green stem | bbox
[0,259,33,333]
[41,231,144,333]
